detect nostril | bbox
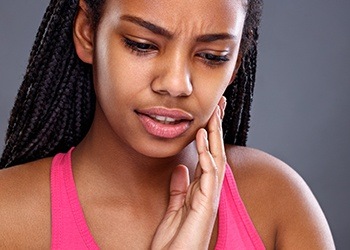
[151,61,193,97]
[154,89,169,95]
[151,78,193,97]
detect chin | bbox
[132,136,194,159]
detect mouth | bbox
[146,114,185,124]
[135,108,193,139]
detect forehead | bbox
[102,0,247,36]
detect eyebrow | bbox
[196,33,236,43]
[120,15,173,39]
[120,15,236,42]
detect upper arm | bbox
[0,160,51,248]
[225,146,335,250]
[272,161,335,249]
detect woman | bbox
[0,0,335,249]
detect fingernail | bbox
[203,129,208,140]
[220,97,226,120]
[203,130,209,150]
[217,105,221,117]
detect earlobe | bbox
[73,1,94,64]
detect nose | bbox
[151,52,193,97]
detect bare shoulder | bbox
[0,158,52,248]
[224,145,335,249]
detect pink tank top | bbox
[51,148,265,249]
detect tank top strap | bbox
[50,148,99,249]
[215,163,265,249]
[50,149,264,249]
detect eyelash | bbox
[122,37,230,67]
[123,37,157,56]
[196,52,230,67]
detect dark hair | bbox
[0,0,263,168]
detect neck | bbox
[72,109,198,203]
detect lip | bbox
[137,107,194,120]
[135,107,193,139]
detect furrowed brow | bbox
[196,33,236,43]
[120,15,173,39]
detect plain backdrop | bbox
[1,0,349,248]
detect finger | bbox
[207,105,226,180]
[193,129,208,180]
[195,128,218,197]
[220,96,227,119]
[166,165,190,214]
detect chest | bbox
[82,208,219,249]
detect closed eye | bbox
[123,37,158,56]
[196,52,230,67]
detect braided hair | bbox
[0,0,263,168]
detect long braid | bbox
[6,1,61,140]
[223,0,262,145]
[1,0,263,168]
[235,32,258,145]
[0,0,95,168]
[223,64,246,144]
[234,53,253,145]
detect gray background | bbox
[0,0,349,248]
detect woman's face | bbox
[91,0,246,158]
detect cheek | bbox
[196,65,234,99]
[193,74,230,125]
[93,40,151,107]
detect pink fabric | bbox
[50,148,265,249]
[215,165,266,249]
[51,148,99,249]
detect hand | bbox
[151,97,227,250]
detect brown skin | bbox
[0,0,334,249]
[0,147,335,249]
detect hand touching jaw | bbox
[152,98,227,249]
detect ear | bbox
[73,0,94,64]
[228,53,243,84]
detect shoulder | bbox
[0,158,52,203]
[224,145,335,249]
[224,145,305,197]
[0,158,52,248]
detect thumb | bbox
[166,165,190,214]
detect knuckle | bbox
[169,189,187,197]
